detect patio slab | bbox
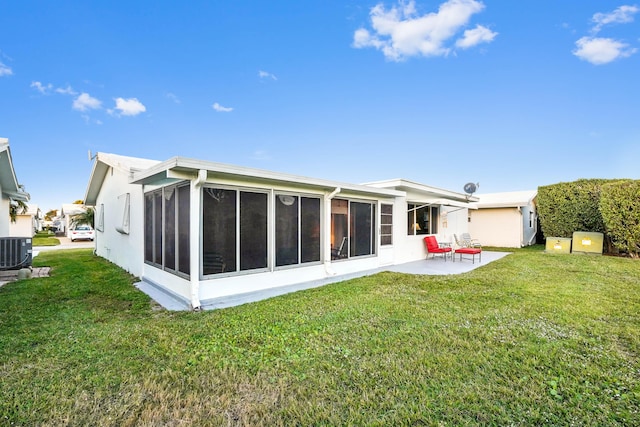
[135,251,511,311]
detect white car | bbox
[70,225,95,242]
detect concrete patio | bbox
[136,251,511,311]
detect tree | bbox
[9,199,28,223]
[70,207,95,229]
[45,209,58,221]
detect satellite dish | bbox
[463,182,478,195]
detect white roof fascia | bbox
[364,178,478,203]
[428,198,479,209]
[84,152,162,206]
[61,204,87,216]
[0,138,30,202]
[130,156,405,199]
[472,190,537,209]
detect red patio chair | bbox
[423,236,452,261]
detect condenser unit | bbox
[0,237,33,270]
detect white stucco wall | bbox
[391,192,471,264]
[9,215,34,237]
[90,159,477,307]
[93,166,147,277]
[0,192,9,237]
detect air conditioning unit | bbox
[0,237,33,270]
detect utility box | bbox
[572,231,604,255]
[545,237,572,254]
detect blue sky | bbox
[1,0,639,213]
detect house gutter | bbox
[324,187,341,276]
[189,169,207,310]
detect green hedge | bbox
[537,179,614,238]
[537,178,640,256]
[600,180,640,258]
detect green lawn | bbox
[31,236,60,246]
[1,249,638,425]
[32,231,60,246]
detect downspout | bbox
[517,206,524,247]
[324,187,341,276]
[189,169,207,310]
[527,210,538,246]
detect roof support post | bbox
[188,169,207,310]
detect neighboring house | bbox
[60,203,88,238]
[0,138,30,237]
[9,203,42,237]
[84,152,478,310]
[468,190,538,248]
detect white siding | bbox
[468,208,522,248]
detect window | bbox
[153,191,162,265]
[275,194,321,267]
[164,187,176,271]
[177,185,190,274]
[202,188,237,274]
[351,201,375,256]
[144,183,190,275]
[144,193,154,263]
[115,193,130,234]
[240,191,268,271]
[331,198,376,259]
[380,203,393,245]
[96,204,105,232]
[331,199,348,259]
[407,203,439,235]
[202,187,268,275]
[300,197,321,263]
[276,195,299,266]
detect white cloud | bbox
[352,0,493,61]
[166,92,181,104]
[0,62,12,77]
[455,24,497,49]
[258,70,277,80]
[573,6,638,65]
[212,102,233,112]
[32,81,77,96]
[112,97,146,116]
[55,85,77,95]
[73,93,102,111]
[573,36,637,65]
[31,81,53,94]
[591,5,639,34]
[251,150,272,161]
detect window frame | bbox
[380,203,393,246]
[201,185,270,277]
[95,204,105,232]
[331,198,377,260]
[274,193,322,268]
[407,203,439,236]
[144,182,191,278]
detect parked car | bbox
[70,225,95,242]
